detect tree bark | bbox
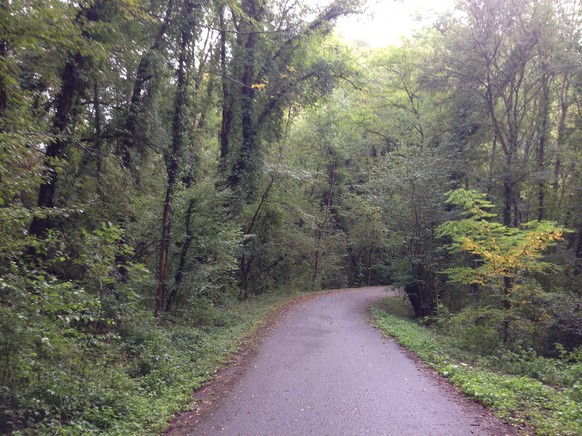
[502,275,512,345]
[537,70,551,221]
[486,138,497,194]
[552,76,570,214]
[218,4,233,175]
[122,0,174,170]
[93,81,103,179]
[313,159,337,285]
[28,1,107,236]
[165,197,195,312]
[228,0,261,200]
[155,0,194,319]
[238,175,276,298]
[0,0,7,121]
[575,219,582,275]
[29,53,86,237]
[405,281,434,318]
[165,43,217,309]
[502,152,514,227]
[156,186,173,318]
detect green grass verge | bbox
[371,297,582,436]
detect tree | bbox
[435,0,559,226]
[155,0,205,318]
[27,0,127,236]
[369,148,451,317]
[437,189,566,345]
[121,0,175,171]
[221,0,362,204]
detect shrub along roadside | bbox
[371,297,582,436]
[5,291,296,435]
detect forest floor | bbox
[166,287,515,435]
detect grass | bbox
[371,297,582,436]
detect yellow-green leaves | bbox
[437,189,567,287]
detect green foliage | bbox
[168,183,244,307]
[366,147,451,316]
[1,282,294,434]
[1,0,582,432]
[436,305,506,354]
[0,273,99,431]
[438,189,567,286]
[372,297,582,435]
[436,189,570,348]
[0,220,145,432]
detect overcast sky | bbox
[335,0,457,47]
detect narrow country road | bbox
[172,287,515,436]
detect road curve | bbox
[177,287,514,436]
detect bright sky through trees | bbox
[336,0,457,47]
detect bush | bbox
[544,294,582,354]
[1,274,294,434]
[439,306,504,354]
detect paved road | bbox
[183,287,514,436]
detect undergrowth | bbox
[6,292,294,435]
[371,297,582,436]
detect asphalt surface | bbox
[184,287,515,436]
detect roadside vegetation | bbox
[372,297,582,436]
[2,289,293,434]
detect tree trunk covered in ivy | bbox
[29,54,86,237]
[122,0,174,170]
[155,0,195,318]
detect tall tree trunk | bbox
[575,219,582,276]
[228,0,261,201]
[165,197,195,312]
[29,53,86,237]
[28,1,106,236]
[238,175,276,298]
[155,0,194,319]
[313,159,337,285]
[405,269,435,318]
[552,76,570,216]
[486,138,497,194]
[537,71,551,221]
[502,276,512,345]
[122,0,174,170]
[503,152,514,227]
[156,186,173,318]
[93,81,103,179]
[165,31,216,312]
[0,0,7,121]
[218,3,233,175]
[485,71,515,227]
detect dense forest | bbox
[1,0,581,433]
